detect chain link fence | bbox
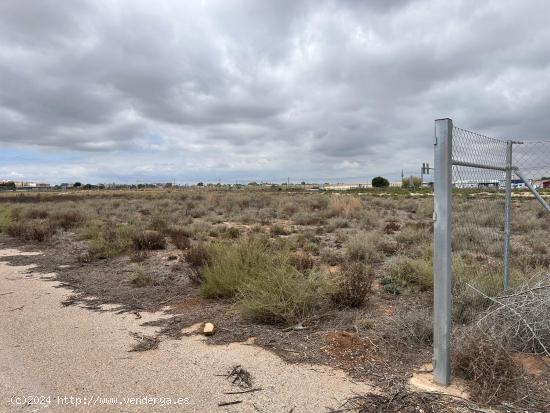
[432,118,550,385]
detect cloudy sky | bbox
[1,0,550,184]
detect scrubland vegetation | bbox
[0,187,548,408]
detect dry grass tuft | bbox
[132,230,166,250]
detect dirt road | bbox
[0,248,372,413]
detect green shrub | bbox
[201,238,270,298]
[238,268,334,324]
[86,225,137,258]
[383,282,401,295]
[387,256,433,291]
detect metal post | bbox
[433,118,453,385]
[503,141,513,291]
[514,168,550,213]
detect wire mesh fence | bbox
[450,131,550,291]
[433,118,550,384]
[451,127,508,306]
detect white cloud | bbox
[1,0,549,183]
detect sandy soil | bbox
[0,248,372,413]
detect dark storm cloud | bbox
[1,0,550,182]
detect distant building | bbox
[533,179,550,189]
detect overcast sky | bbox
[1,0,550,184]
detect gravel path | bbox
[0,248,372,412]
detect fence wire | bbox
[451,127,509,311]
[450,127,550,306]
[508,141,550,278]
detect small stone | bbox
[203,322,215,336]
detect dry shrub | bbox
[169,228,191,250]
[453,329,522,404]
[332,262,374,308]
[378,237,399,255]
[129,270,153,287]
[384,221,401,234]
[320,248,343,265]
[6,221,55,242]
[289,251,315,272]
[327,196,363,219]
[149,216,168,232]
[25,208,49,219]
[130,250,148,262]
[380,307,432,348]
[270,223,289,236]
[50,211,85,230]
[292,211,320,225]
[184,242,211,269]
[132,230,166,250]
[223,226,241,239]
[474,273,550,355]
[345,232,384,263]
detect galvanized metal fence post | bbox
[503,140,513,291]
[433,118,453,385]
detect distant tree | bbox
[301,181,306,185]
[248,181,258,186]
[372,176,390,188]
[83,184,93,190]
[164,182,173,188]
[0,181,16,191]
[73,182,82,188]
[98,184,105,190]
[197,182,204,187]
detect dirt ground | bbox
[0,235,433,388]
[0,247,374,413]
[1,230,547,412]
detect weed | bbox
[270,224,289,236]
[130,270,153,287]
[50,210,85,230]
[169,227,192,249]
[332,262,374,308]
[6,221,55,242]
[132,230,166,250]
[345,232,384,263]
[387,256,433,291]
[184,242,211,269]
